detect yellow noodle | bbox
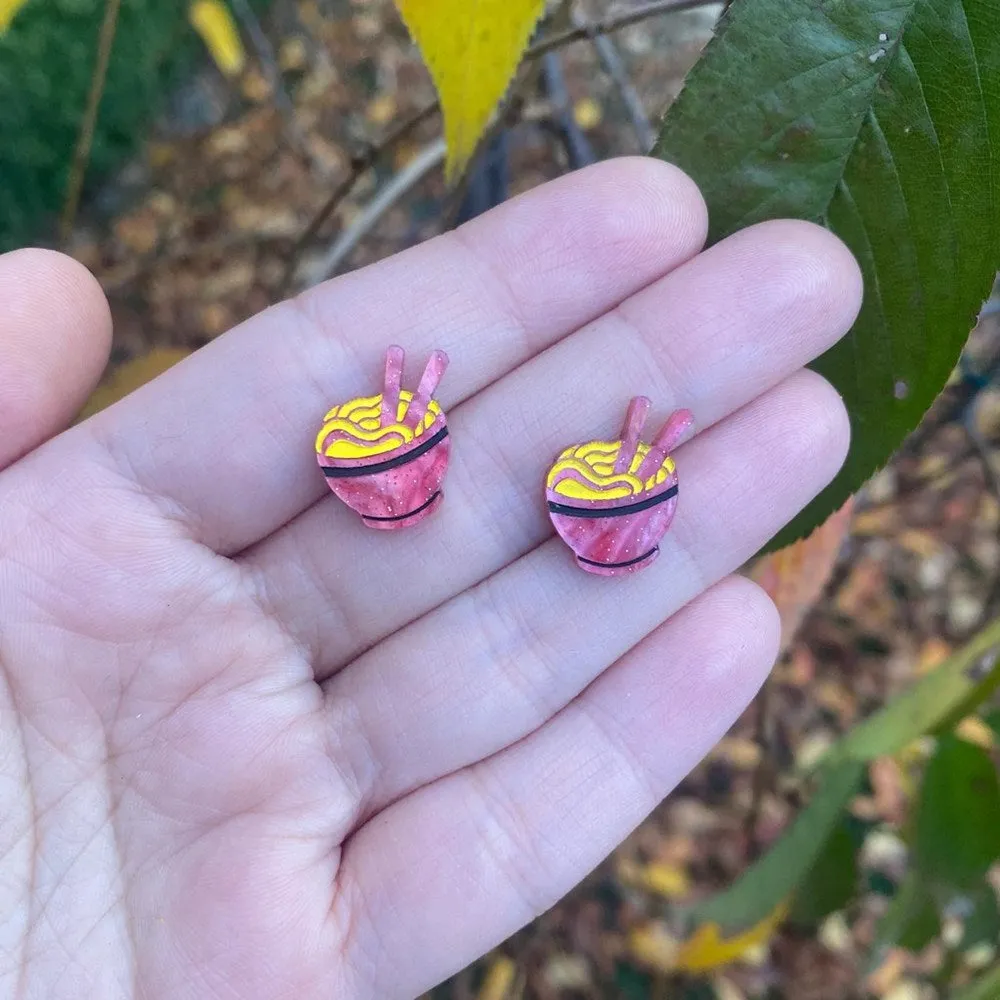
[316,390,442,460]
[547,440,675,502]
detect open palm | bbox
[0,160,860,999]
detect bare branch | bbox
[281,0,718,294]
[278,101,440,297]
[525,0,720,60]
[571,8,655,152]
[742,675,775,858]
[60,0,122,241]
[303,138,447,286]
[229,0,302,146]
[542,52,597,170]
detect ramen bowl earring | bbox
[316,345,450,529]
[546,397,693,575]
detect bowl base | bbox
[361,490,442,531]
[576,545,659,577]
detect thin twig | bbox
[537,0,595,171]
[743,674,775,858]
[282,0,717,292]
[964,403,1000,499]
[229,0,307,153]
[232,0,324,164]
[60,0,122,241]
[452,132,510,226]
[278,101,440,297]
[571,8,655,151]
[303,138,446,285]
[543,51,597,169]
[525,0,720,60]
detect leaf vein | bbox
[866,104,928,374]
[835,178,888,419]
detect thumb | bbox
[0,248,112,470]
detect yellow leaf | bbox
[644,861,692,899]
[627,920,680,972]
[573,97,603,131]
[394,0,545,182]
[77,349,192,421]
[241,67,271,102]
[955,715,995,750]
[477,955,517,1000]
[277,36,308,72]
[0,0,30,34]
[619,857,691,900]
[675,902,788,973]
[866,948,905,997]
[189,0,246,78]
[916,636,953,676]
[366,93,398,127]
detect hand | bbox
[0,159,860,999]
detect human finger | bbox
[323,369,847,819]
[0,248,111,469]
[249,221,860,669]
[77,159,707,551]
[331,575,779,1000]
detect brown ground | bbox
[65,1,1000,996]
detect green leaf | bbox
[614,962,652,1000]
[679,983,720,1000]
[826,618,1000,764]
[914,734,1000,898]
[682,759,865,937]
[983,706,1000,739]
[0,0,271,249]
[871,873,941,966]
[789,819,861,926]
[654,0,1000,549]
[681,618,1000,944]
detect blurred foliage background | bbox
[0,0,267,250]
[3,1,1000,998]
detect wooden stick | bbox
[382,345,405,426]
[403,350,449,429]
[635,408,694,480]
[614,396,651,473]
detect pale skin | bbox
[0,159,862,999]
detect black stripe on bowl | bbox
[361,490,441,523]
[548,483,678,519]
[577,546,659,569]
[321,425,449,478]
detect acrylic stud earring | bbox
[315,345,450,529]
[545,397,693,575]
